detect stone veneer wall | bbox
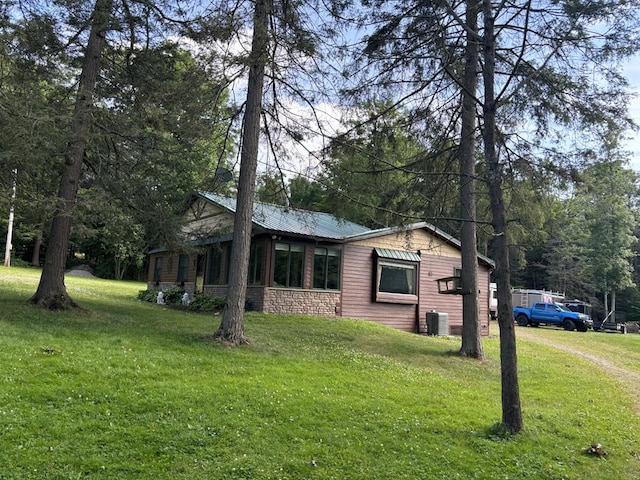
[202,285,266,312]
[151,283,340,317]
[263,288,340,317]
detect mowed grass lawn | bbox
[1,267,639,479]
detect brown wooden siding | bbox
[341,243,491,335]
[147,252,199,295]
[340,245,418,332]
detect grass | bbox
[0,266,639,479]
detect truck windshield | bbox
[554,303,571,312]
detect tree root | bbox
[30,293,80,311]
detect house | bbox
[147,192,494,335]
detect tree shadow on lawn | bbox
[1,295,217,348]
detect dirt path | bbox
[516,328,640,416]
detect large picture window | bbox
[378,261,417,294]
[313,247,341,290]
[273,242,304,288]
[374,248,420,304]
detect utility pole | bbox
[4,169,17,267]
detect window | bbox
[313,247,341,290]
[374,248,420,304]
[248,242,264,285]
[177,254,189,282]
[153,257,163,282]
[207,245,230,285]
[378,261,417,294]
[273,242,304,288]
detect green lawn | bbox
[1,266,639,479]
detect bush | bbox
[137,289,226,312]
[162,287,185,305]
[188,293,226,312]
[137,288,184,304]
[9,258,33,268]
[137,289,158,302]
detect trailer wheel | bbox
[516,314,529,327]
[563,319,576,331]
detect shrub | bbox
[162,287,185,305]
[137,288,184,305]
[137,289,158,302]
[9,258,33,268]
[188,293,226,312]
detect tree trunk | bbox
[214,0,271,345]
[482,0,523,433]
[459,0,484,359]
[30,0,112,309]
[611,289,616,323]
[31,227,43,267]
[3,169,17,268]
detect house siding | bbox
[341,244,417,331]
[147,252,199,295]
[183,199,234,238]
[341,231,491,335]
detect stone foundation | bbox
[150,283,341,318]
[263,288,340,317]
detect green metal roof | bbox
[197,192,370,240]
[192,193,494,268]
[374,248,421,262]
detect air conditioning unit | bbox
[427,311,449,336]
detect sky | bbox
[245,47,640,179]
[623,60,640,172]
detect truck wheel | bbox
[516,314,529,327]
[563,319,576,331]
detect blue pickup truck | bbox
[514,302,593,332]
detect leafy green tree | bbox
[4,1,235,283]
[89,41,235,255]
[256,171,288,206]
[319,104,457,229]
[31,0,113,309]
[288,175,326,211]
[581,155,638,322]
[0,10,71,266]
[74,188,146,279]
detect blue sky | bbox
[623,60,640,171]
